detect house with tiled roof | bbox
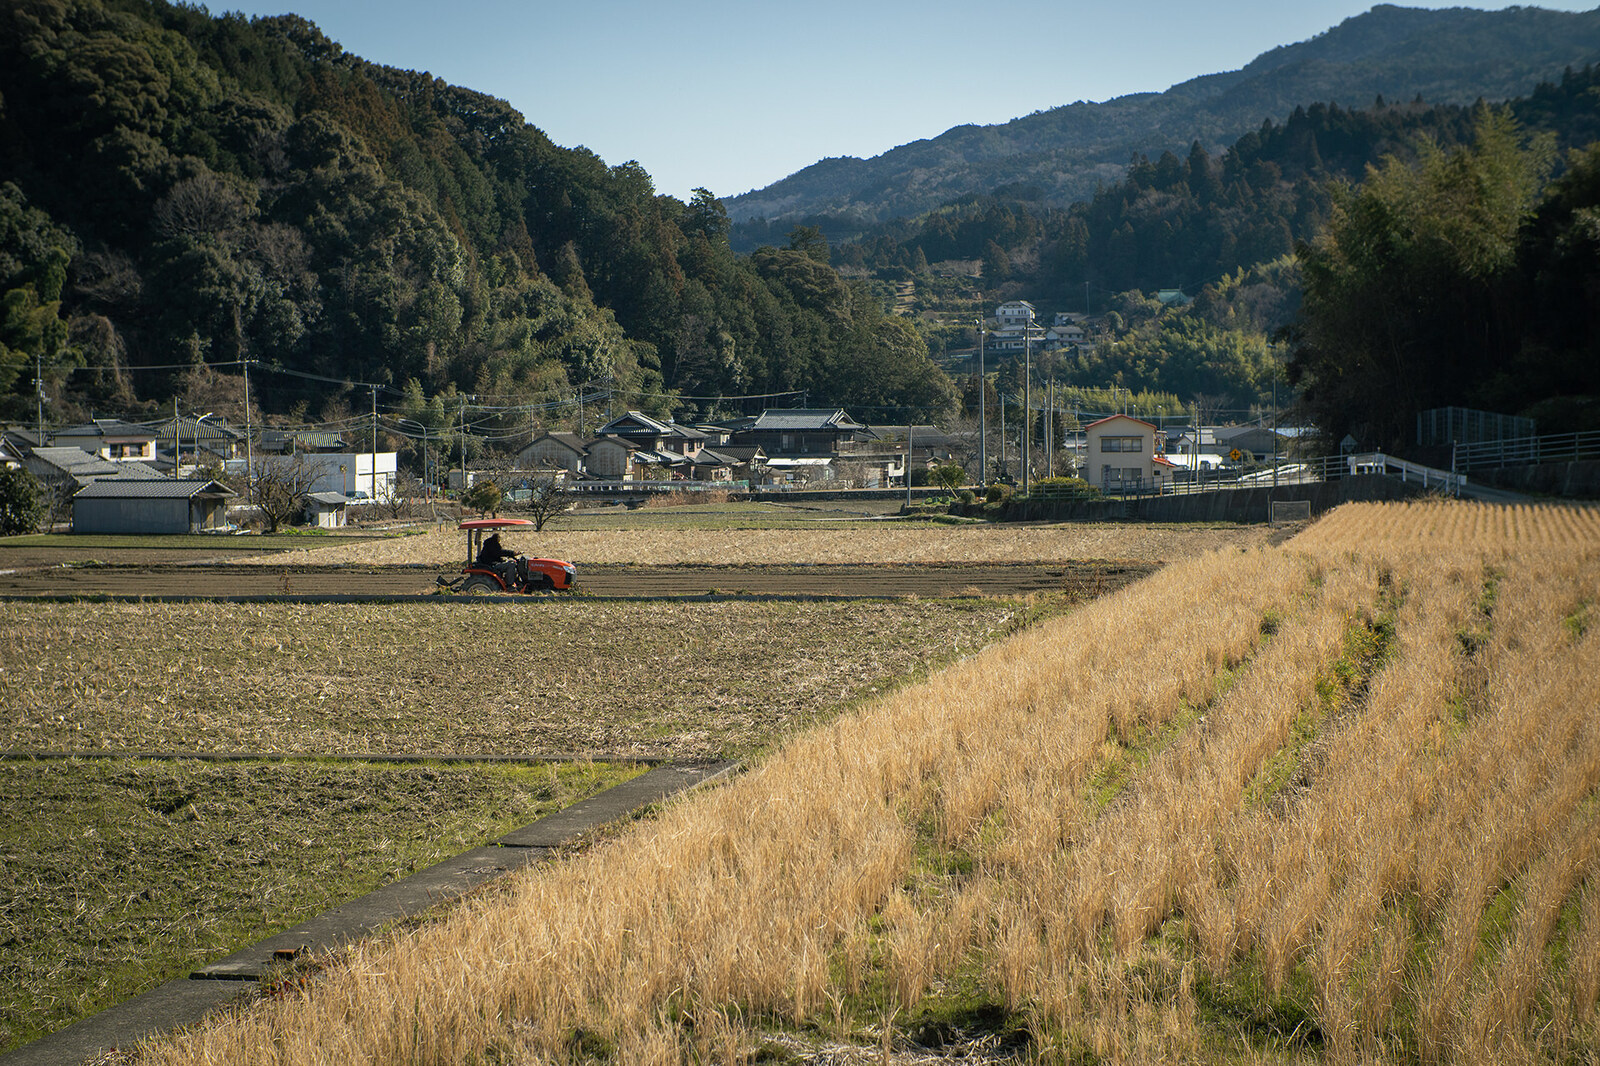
[51,419,158,463]
[728,409,869,458]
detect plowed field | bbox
[0,560,1153,599]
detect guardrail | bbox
[1451,430,1600,471]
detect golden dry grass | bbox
[127,501,1600,1065]
[240,521,1271,567]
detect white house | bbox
[243,452,398,501]
[1084,414,1172,492]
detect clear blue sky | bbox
[221,1,1597,202]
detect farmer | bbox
[475,533,520,588]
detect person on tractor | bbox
[476,533,521,589]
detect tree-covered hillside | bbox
[0,0,955,432]
[825,70,1600,436]
[724,4,1600,230]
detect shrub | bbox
[984,483,1013,504]
[0,467,46,534]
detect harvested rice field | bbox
[236,517,1271,568]
[1,599,1028,760]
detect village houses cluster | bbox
[1,303,1289,534]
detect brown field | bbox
[119,501,1600,1066]
[237,519,1272,568]
[0,599,1026,760]
[0,560,1150,600]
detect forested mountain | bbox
[724,4,1600,231]
[0,0,955,433]
[817,68,1600,438]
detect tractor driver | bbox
[476,533,520,588]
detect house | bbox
[242,452,398,501]
[1164,427,1229,472]
[688,448,741,483]
[584,436,643,481]
[995,301,1037,329]
[1213,426,1288,463]
[258,429,348,454]
[1083,414,1170,493]
[145,415,245,469]
[516,432,591,475]
[24,446,138,492]
[593,411,708,461]
[728,409,869,458]
[713,445,766,484]
[51,419,158,463]
[987,300,1049,354]
[72,477,236,534]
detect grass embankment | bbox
[0,758,636,1054]
[126,501,1600,1065]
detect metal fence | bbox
[1451,430,1600,472]
[1418,406,1536,446]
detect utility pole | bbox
[459,395,468,495]
[370,386,380,501]
[243,358,254,493]
[976,318,987,487]
[905,423,914,508]
[1022,327,1032,494]
[36,353,45,447]
[998,393,1007,484]
[1046,380,1054,478]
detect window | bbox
[1100,436,1144,453]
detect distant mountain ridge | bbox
[723,4,1600,225]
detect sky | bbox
[221,1,1599,203]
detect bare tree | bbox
[251,452,319,533]
[521,472,572,531]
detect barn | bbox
[72,478,236,534]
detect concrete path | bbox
[2,761,737,1066]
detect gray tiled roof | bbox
[749,409,864,431]
[74,478,235,499]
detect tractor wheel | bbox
[534,574,554,592]
[462,575,499,595]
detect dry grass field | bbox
[119,500,1600,1066]
[240,516,1271,568]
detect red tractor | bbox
[443,518,576,594]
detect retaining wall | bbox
[1474,459,1600,499]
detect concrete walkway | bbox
[2,761,737,1066]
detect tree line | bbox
[0,0,954,435]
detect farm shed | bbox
[72,478,236,534]
[303,491,348,528]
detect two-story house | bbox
[51,419,158,463]
[1084,414,1174,492]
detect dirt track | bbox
[0,560,1156,600]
